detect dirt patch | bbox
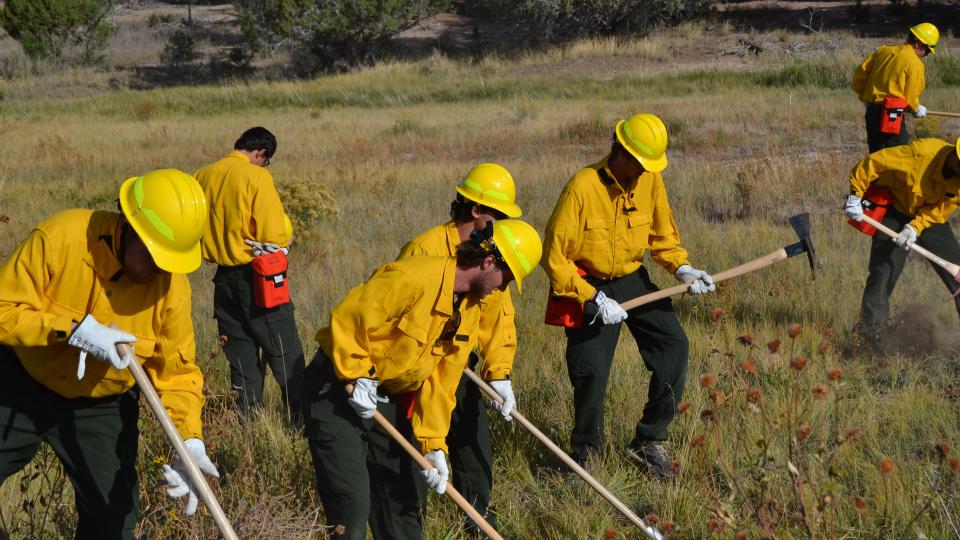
[876,303,960,357]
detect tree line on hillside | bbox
[0,0,716,76]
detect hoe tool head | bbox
[785,212,816,280]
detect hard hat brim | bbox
[119,176,203,274]
[615,120,669,173]
[455,186,523,218]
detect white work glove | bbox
[489,379,515,421]
[161,438,220,516]
[349,378,386,419]
[844,194,864,221]
[675,264,717,295]
[914,104,927,118]
[419,450,449,494]
[67,315,137,380]
[244,238,288,256]
[591,290,628,325]
[893,224,917,250]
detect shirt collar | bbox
[83,214,124,282]
[444,220,460,257]
[433,256,458,316]
[228,150,251,162]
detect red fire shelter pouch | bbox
[250,251,291,309]
[848,185,893,236]
[879,96,909,135]
[544,266,588,328]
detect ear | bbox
[482,254,499,270]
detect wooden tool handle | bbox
[462,369,663,540]
[859,214,960,277]
[116,343,239,540]
[619,248,789,311]
[927,110,960,118]
[345,383,504,540]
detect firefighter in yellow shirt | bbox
[301,219,541,540]
[194,127,305,421]
[844,137,960,336]
[0,170,219,539]
[397,163,522,531]
[852,23,939,152]
[542,113,715,477]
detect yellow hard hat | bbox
[118,169,207,274]
[910,22,939,54]
[491,219,542,294]
[283,213,294,244]
[456,163,522,218]
[615,113,669,173]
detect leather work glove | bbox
[893,224,917,250]
[419,450,449,494]
[488,379,515,421]
[161,438,220,516]
[244,239,288,256]
[588,290,628,325]
[914,104,927,118]
[675,264,717,295]
[67,315,137,380]
[349,378,386,419]
[844,194,864,221]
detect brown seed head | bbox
[936,441,951,458]
[691,434,706,448]
[812,384,829,400]
[854,496,867,510]
[797,424,812,442]
[709,390,726,406]
[949,457,960,472]
[767,338,781,353]
[735,531,748,540]
[787,323,802,338]
[661,520,674,535]
[711,307,726,323]
[790,355,808,371]
[845,428,861,442]
[670,460,681,474]
[740,359,757,375]
[818,339,831,353]
[699,373,717,388]
[644,513,659,525]
[737,332,754,345]
[700,409,716,422]
[707,518,724,534]
[747,387,763,405]
[878,457,895,475]
[827,368,844,381]
[677,401,690,414]
[605,529,617,540]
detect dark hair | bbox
[449,194,508,223]
[907,32,930,52]
[234,127,277,158]
[456,221,510,271]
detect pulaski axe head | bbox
[785,212,816,280]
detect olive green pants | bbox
[565,267,689,463]
[213,264,305,421]
[865,103,912,153]
[860,208,960,329]
[446,353,495,533]
[302,351,426,540]
[0,347,140,540]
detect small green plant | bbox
[276,178,339,241]
[160,29,197,69]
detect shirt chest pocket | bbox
[391,315,430,375]
[625,212,653,255]
[583,218,612,254]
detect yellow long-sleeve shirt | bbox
[542,157,690,304]
[0,210,204,439]
[850,138,960,234]
[852,43,925,112]
[315,256,481,452]
[398,221,516,382]
[195,151,289,266]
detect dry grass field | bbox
[1,6,960,539]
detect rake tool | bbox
[462,368,664,540]
[344,383,504,540]
[927,110,960,119]
[621,213,816,311]
[116,342,239,540]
